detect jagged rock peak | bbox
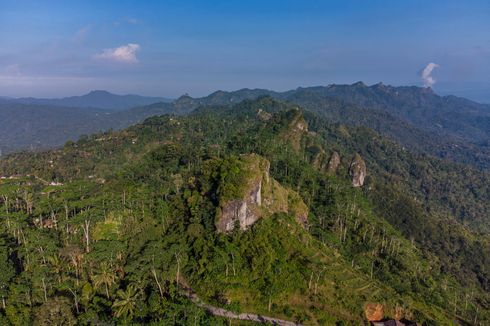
[257,108,272,121]
[349,153,366,187]
[327,151,341,174]
[310,147,327,170]
[280,109,309,152]
[216,154,308,233]
[289,108,308,132]
[216,154,269,233]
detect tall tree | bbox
[92,263,116,298]
[112,284,140,319]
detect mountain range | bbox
[1,84,489,170]
[1,90,171,111]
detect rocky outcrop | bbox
[364,303,384,322]
[349,153,366,187]
[281,109,308,152]
[257,109,272,121]
[216,154,308,233]
[290,110,308,133]
[219,200,258,232]
[327,151,341,174]
[310,146,327,171]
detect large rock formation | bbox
[349,153,366,187]
[310,146,327,171]
[280,109,308,152]
[257,108,272,121]
[364,303,384,322]
[216,154,308,233]
[327,151,341,174]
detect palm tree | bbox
[92,262,116,298]
[48,254,64,283]
[112,284,139,319]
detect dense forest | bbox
[0,97,488,325]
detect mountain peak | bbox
[352,81,367,87]
[86,90,113,96]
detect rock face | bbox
[257,109,272,121]
[219,200,258,232]
[216,154,308,233]
[281,109,308,152]
[349,153,366,187]
[364,303,384,322]
[327,151,341,174]
[310,147,327,171]
[219,180,264,232]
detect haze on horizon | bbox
[1,0,489,103]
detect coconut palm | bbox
[47,254,64,283]
[112,284,139,319]
[92,262,116,298]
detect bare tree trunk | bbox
[41,278,47,302]
[2,195,9,215]
[68,287,79,314]
[81,220,91,253]
[152,267,164,299]
[39,246,46,265]
[231,253,236,276]
[70,256,80,286]
[64,203,69,220]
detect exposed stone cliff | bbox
[216,154,308,233]
[327,151,341,174]
[349,153,366,187]
[280,109,308,152]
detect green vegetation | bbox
[0,97,488,325]
[3,84,489,172]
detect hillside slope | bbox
[0,97,488,325]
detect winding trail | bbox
[180,284,302,325]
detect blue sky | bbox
[1,0,489,102]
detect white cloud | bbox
[421,62,439,87]
[93,43,140,63]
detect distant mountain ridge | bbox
[294,82,490,143]
[0,83,489,170]
[163,84,490,169]
[4,90,172,111]
[183,83,490,144]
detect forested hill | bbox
[0,97,488,325]
[290,82,490,143]
[178,84,490,169]
[6,90,171,111]
[1,84,489,171]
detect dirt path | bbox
[181,284,302,325]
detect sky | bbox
[0,0,489,102]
